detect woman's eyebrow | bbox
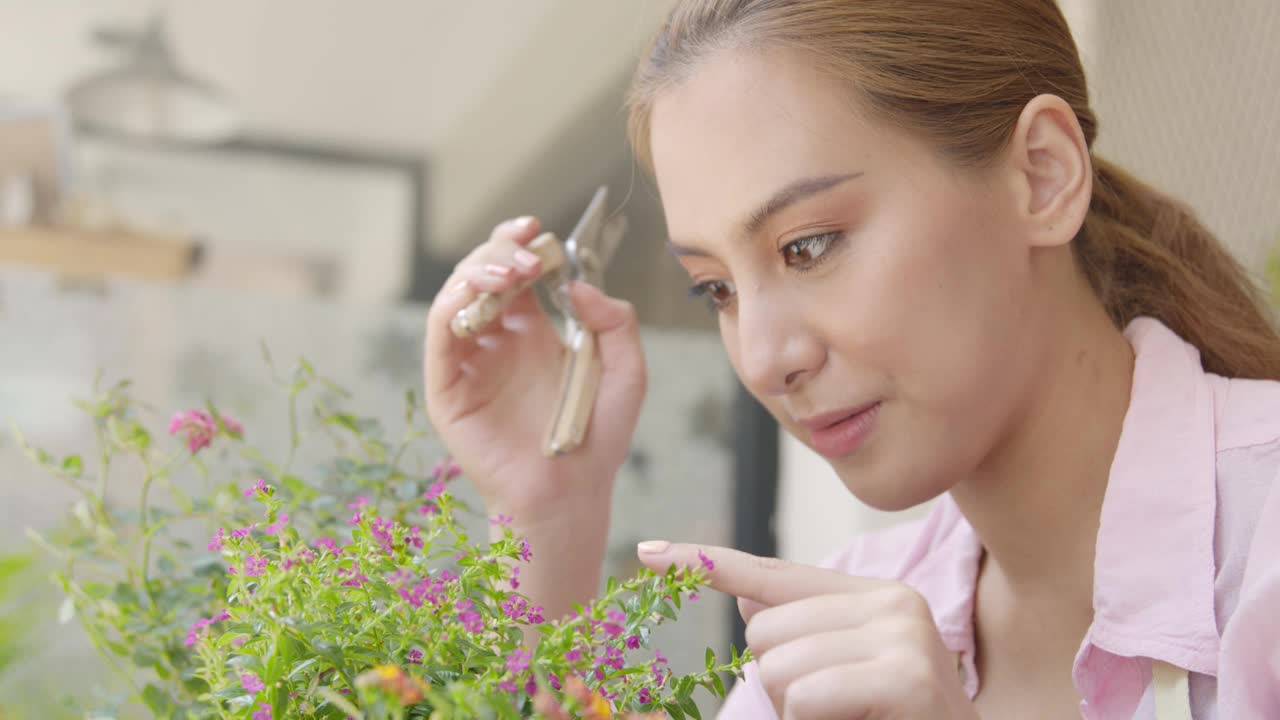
[666,171,863,257]
[741,172,863,236]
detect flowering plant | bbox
[18,355,748,719]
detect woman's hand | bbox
[423,216,647,521]
[637,542,977,720]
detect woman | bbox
[424,1,1280,717]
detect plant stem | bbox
[138,459,159,614]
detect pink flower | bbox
[455,598,483,633]
[314,537,340,555]
[690,593,700,601]
[497,679,518,693]
[348,512,363,526]
[220,414,245,439]
[167,409,216,454]
[526,605,545,625]
[525,678,539,695]
[638,687,652,704]
[489,514,514,527]
[231,525,256,540]
[241,672,265,694]
[418,504,439,515]
[697,549,715,571]
[251,702,271,720]
[432,459,462,482]
[626,635,641,650]
[565,648,582,663]
[347,496,370,511]
[406,526,423,549]
[549,672,562,690]
[265,512,289,535]
[517,539,532,562]
[423,482,446,501]
[406,649,423,665]
[509,566,520,590]
[506,648,531,674]
[243,478,268,498]
[208,528,225,552]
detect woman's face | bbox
[650,48,1049,510]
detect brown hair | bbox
[627,0,1280,379]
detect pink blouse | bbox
[720,318,1280,719]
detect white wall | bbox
[0,0,672,254]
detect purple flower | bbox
[626,634,641,650]
[525,678,539,695]
[243,556,269,577]
[231,525,256,540]
[208,528,225,552]
[348,512,363,526]
[456,598,483,633]
[264,512,289,535]
[347,496,370,511]
[509,566,520,590]
[423,482,446,501]
[506,648,531,674]
[565,648,582,663]
[243,478,268,498]
[497,679,518,693]
[489,514,513,527]
[549,672,562,690]
[697,549,715,571]
[655,649,669,664]
[638,687,652,704]
[690,592,700,601]
[526,605,545,625]
[517,538,532,562]
[406,649,423,665]
[241,672,265,694]
[251,702,271,720]
[418,504,439,515]
[406,526,423,549]
[602,610,625,638]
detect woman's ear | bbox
[1005,93,1092,248]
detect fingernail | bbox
[483,263,513,277]
[513,249,541,270]
[452,280,470,294]
[637,540,671,554]
[514,215,535,229]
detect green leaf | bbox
[705,648,716,672]
[141,684,173,716]
[664,701,687,720]
[62,454,83,477]
[681,696,702,720]
[710,672,726,698]
[287,657,321,680]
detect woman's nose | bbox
[735,294,824,397]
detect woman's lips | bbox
[803,402,881,459]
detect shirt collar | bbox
[1088,316,1221,675]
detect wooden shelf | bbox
[0,225,198,282]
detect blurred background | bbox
[0,0,1277,717]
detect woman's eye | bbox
[781,231,841,268]
[688,280,736,312]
